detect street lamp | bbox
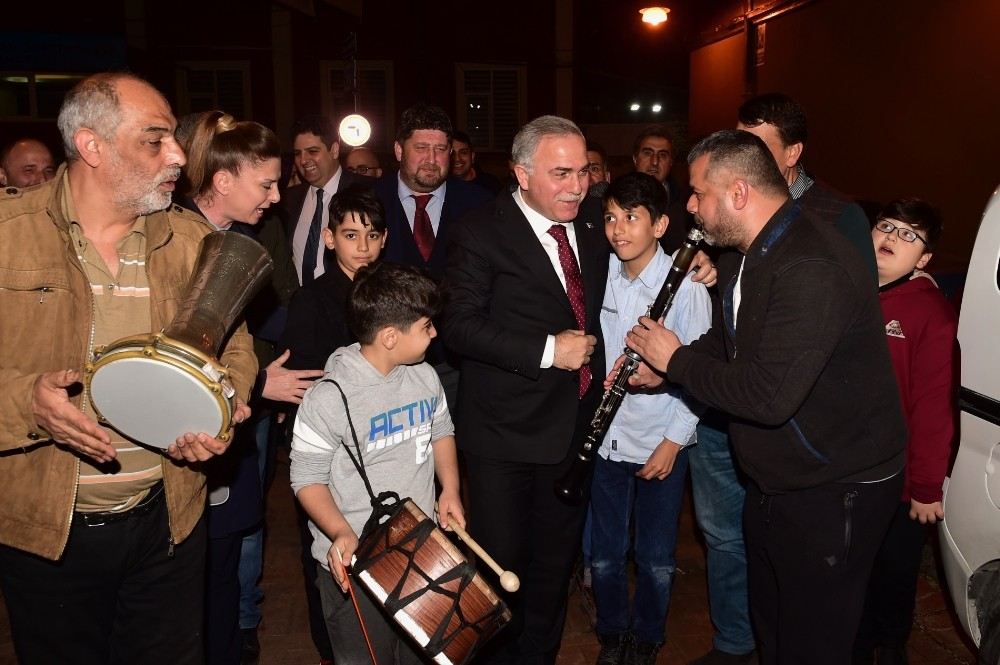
[639,6,670,26]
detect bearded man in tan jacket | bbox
[0,72,256,665]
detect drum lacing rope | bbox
[321,379,506,661]
[352,513,508,658]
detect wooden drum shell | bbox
[353,500,511,665]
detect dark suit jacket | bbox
[277,169,373,278]
[375,173,492,281]
[279,266,354,371]
[660,177,693,254]
[442,194,609,464]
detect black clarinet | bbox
[554,226,705,503]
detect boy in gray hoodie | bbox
[290,261,464,664]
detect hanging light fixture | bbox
[339,114,372,147]
[639,7,670,26]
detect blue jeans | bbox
[689,419,754,654]
[238,415,271,630]
[590,449,689,645]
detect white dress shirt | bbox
[512,189,581,369]
[292,167,343,283]
[397,175,447,234]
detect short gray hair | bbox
[511,115,583,172]
[57,73,145,161]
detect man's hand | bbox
[909,499,944,524]
[261,350,324,404]
[603,354,665,391]
[437,489,467,532]
[553,329,597,371]
[636,439,682,481]
[626,316,682,374]
[165,399,250,463]
[327,527,360,593]
[32,369,115,463]
[688,249,717,288]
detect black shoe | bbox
[240,627,261,665]
[875,645,909,665]
[596,633,630,665]
[689,648,757,665]
[628,640,662,665]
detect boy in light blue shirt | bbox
[592,172,712,665]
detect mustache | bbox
[157,167,181,183]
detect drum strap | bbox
[317,379,402,539]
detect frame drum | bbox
[85,332,235,449]
[352,500,511,665]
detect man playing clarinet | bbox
[621,130,906,665]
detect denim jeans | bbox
[238,415,271,630]
[689,419,754,654]
[590,449,689,645]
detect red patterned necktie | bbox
[411,194,435,261]
[547,223,591,398]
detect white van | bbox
[940,186,1000,664]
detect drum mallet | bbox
[447,522,520,592]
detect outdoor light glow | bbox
[652,104,662,113]
[630,103,641,112]
[338,114,372,147]
[639,7,670,26]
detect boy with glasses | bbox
[853,199,959,665]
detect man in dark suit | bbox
[443,115,607,665]
[373,103,492,406]
[632,125,692,254]
[374,103,492,282]
[278,115,371,285]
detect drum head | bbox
[89,356,226,449]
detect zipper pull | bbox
[38,286,51,304]
[167,536,175,558]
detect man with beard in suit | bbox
[373,103,491,406]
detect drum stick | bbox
[447,521,520,592]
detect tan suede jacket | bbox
[0,167,257,560]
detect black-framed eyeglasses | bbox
[875,219,927,244]
[347,165,377,175]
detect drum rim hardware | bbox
[84,331,235,443]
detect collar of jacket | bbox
[44,162,174,254]
[743,199,800,268]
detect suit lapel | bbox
[498,196,575,317]
[280,185,306,241]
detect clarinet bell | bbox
[554,454,590,504]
